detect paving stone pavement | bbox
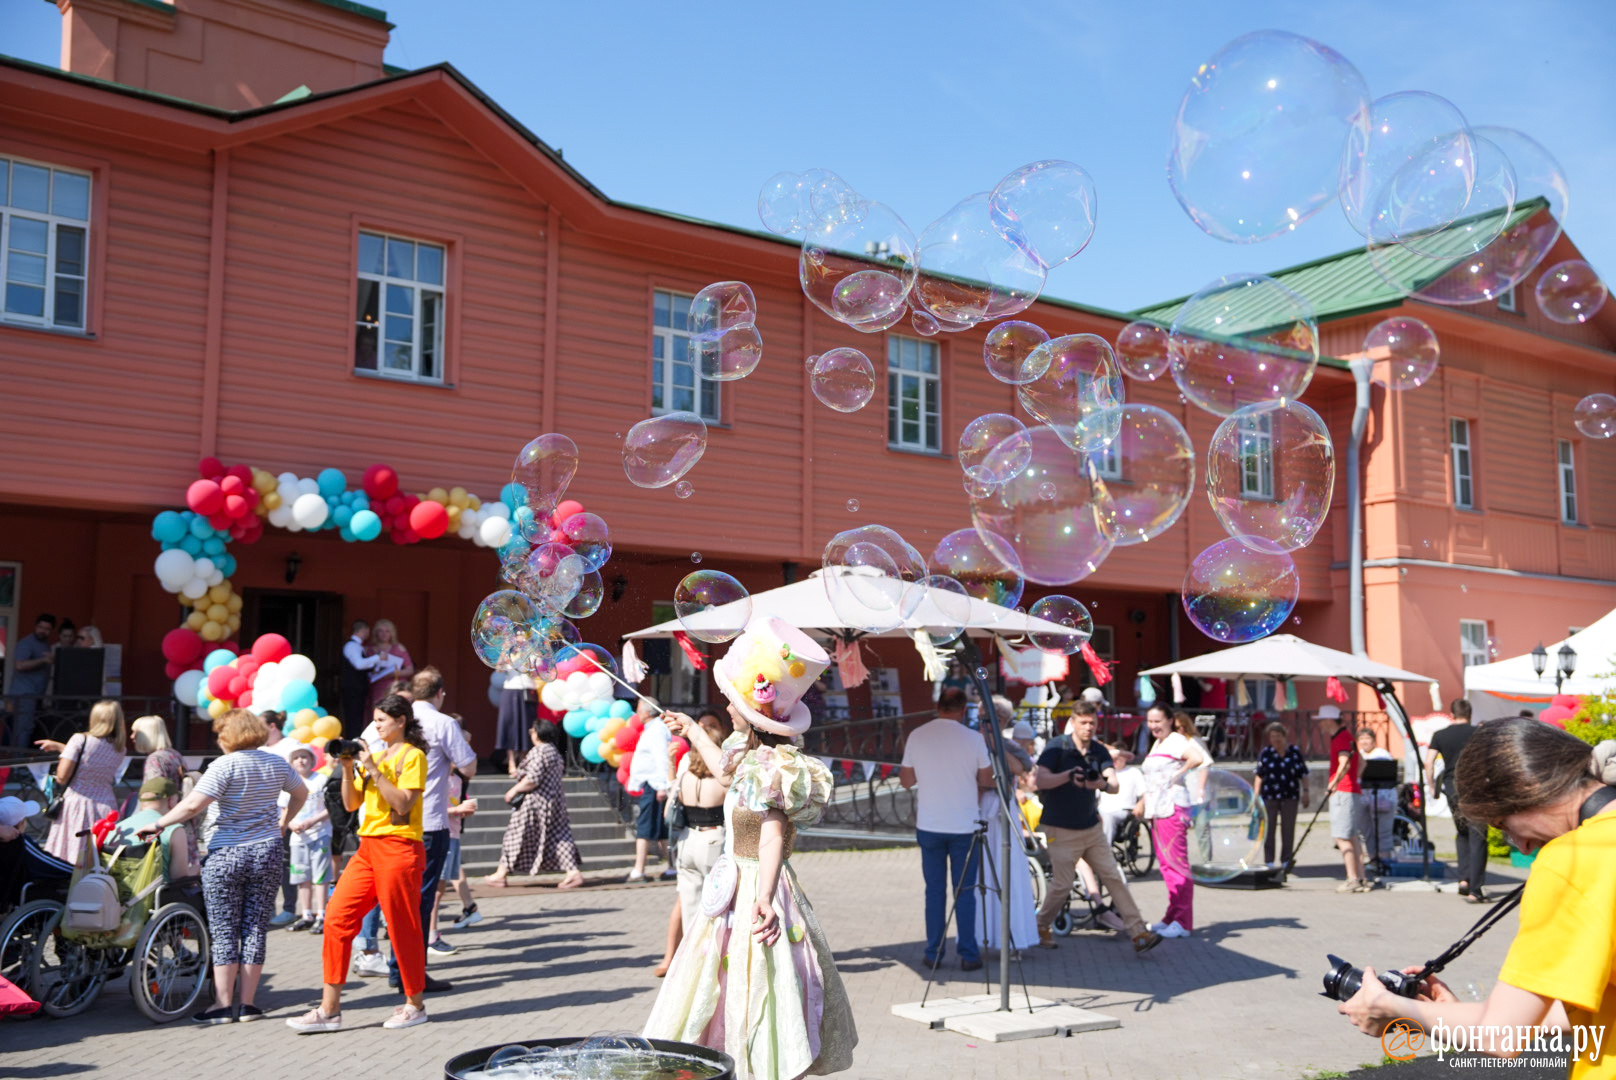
[2,816,1526,1080]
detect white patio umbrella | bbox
[1140,634,1435,685]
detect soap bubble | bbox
[970,425,1113,585]
[1340,92,1478,251]
[689,281,763,382]
[1017,334,1125,452]
[674,480,694,499]
[1167,30,1370,244]
[822,525,927,634]
[847,304,909,335]
[959,413,1033,486]
[511,433,578,536]
[486,1044,535,1069]
[905,575,971,646]
[800,201,917,327]
[1536,260,1607,324]
[564,571,604,619]
[1087,404,1195,546]
[933,527,1024,616]
[834,270,909,326]
[623,411,707,488]
[989,160,1097,269]
[964,477,998,499]
[912,193,1045,327]
[1115,321,1170,381]
[1575,394,1616,439]
[1187,770,1268,883]
[983,321,1051,385]
[1027,595,1093,654]
[1038,481,1057,501]
[1364,316,1439,391]
[1169,273,1319,417]
[759,172,812,237]
[1183,539,1299,643]
[910,306,941,336]
[522,544,588,614]
[846,499,860,512]
[691,552,702,564]
[809,347,876,412]
[688,280,757,338]
[1366,130,1517,265]
[1206,400,1334,553]
[470,591,542,670]
[559,512,612,571]
[804,168,861,226]
[674,571,752,644]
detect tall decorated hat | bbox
[714,616,830,737]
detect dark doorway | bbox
[242,589,346,712]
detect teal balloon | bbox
[580,732,604,763]
[585,714,607,733]
[608,699,634,720]
[563,711,589,738]
[180,536,203,556]
[282,719,298,736]
[586,699,611,718]
[152,511,187,544]
[281,679,318,714]
[333,505,355,528]
[318,468,347,498]
[500,482,527,511]
[202,537,225,556]
[188,514,214,539]
[350,509,382,541]
[203,649,236,673]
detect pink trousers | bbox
[1152,807,1194,931]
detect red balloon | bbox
[239,690,254,709]
[670,736,690,757]
[224,494,249,519]
[198,457,224,480]
[207,666,235,699]
[236,656,261,681]
[363,464,400,500]
[225,464,253,485]
[552,500,585,527]
[410,501,448,539]
[226,675,248,699]
[384,495,405,516]
[161,626,206,665]
[615,726,641,753]
[164,661,184,680]
[218,640,240,655]
[616,760,632,786]
[208,510,233,530]
[219,475,245,497]
[251,632,294,664]
[187,479,224,515]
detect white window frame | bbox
[0,156,91,331]
[1497,287,1519,314]
[1239,411,1275,499]
[1558,439,1578,524]
[1460,620,1489,669]
[887,336,941,452]
[651,290,721,423]
[1090,438,1123,480]
[1450,418,1475,509]
[353,230,445,383]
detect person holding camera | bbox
[1034,701,1163,953]
[1339,719,1616,1074]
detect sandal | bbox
[557,873,584,890]
[481,876,508,888]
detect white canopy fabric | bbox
[1463,606,1616,701]
[1140,634,1435,684]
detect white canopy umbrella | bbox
[1463,606,1616,713]
[1140,634,1435,685]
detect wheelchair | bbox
[1112,814,1155,879]
[0,834,211,1023]
[1026,828,1126,938]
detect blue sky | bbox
[4,0,1612,313]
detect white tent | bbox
[1140,634,1435,685]
[1463,606,1616,719]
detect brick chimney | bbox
[56,0,392,111]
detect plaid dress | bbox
[500,741,580,875]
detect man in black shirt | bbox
[1427,698,1491,902]
[1033,702,1161,953]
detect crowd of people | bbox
[4,612,106,748]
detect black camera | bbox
[326,738,365,759]
[1321,954,1421,1002]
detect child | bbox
[286,746,332,933]
[434,769,481,943]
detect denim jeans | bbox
[358,903,384,952]
[916,827,981,963]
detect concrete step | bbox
[455,769,639,876]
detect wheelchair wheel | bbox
[1121,821,1155,879]
[0,900,60,1000]
[1052,907,1072,936]
[130,902,212,1023]
[31,909,109,1018]
[1027,854,1047,911]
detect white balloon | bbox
[207,568,224,586]
[485,502,512,521]
[277,472,299,488]
[280,653,317,684]
[585,671,613,701]
[155,549,194,591]
[174,669,204,706]
[268,505,293,528]
[292,493,329,529]
[286,521,304,533]
[194,705,211,722]
[539,681,567,711]
[297,477,320,497]
[193,557,215,577]
[182,577,209,599]
[480,516,514,547]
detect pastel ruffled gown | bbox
[645,744,857,1079]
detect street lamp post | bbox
[1557,644,1578,693]
[1531,643,1548,679]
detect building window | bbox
[354,230,445,382]
[888,336,941,451]
[1090,438,1122,480]
[1,157,90,330]
[1239,410,1275,499]
[1558,439,1578,524]
[1460,619,1489,669]
[1450,418,1475,509]
[1497,287,1519,314]
[652,291,720,422]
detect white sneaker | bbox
[1146,922,1166,933]
[1161,921,1192,939]
[382,1003,428,1030]
[285,1006,341,1034]
[354,951,389,977]
[449,906,483,930]
[624,872,648,884]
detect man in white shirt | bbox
[900,688,994,970]
[339,620,396,736]
[626,700,674,883]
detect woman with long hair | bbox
[1340,720,1616,1075]
[132,713,199,868]
[1140,705,1208,940]
[648,617,857,1079]
[654,707,735,976]
[482,718,583,888]
[365,619,414,713]
[36,699,128,861]
[286,694,429,1032]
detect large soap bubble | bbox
[983,321,1051,385]
[800,200,917,327]
[958,413,1032,486]
[559,512,612,571]
[905,575,971,646]
[1167,30,1370,243]
[1364,316,1439,391]
[1115,320,1170,382]
[809,348,876,412]
[1188,770,1268,883]
[912,193,1045,328]
[932,527,1024,617]
[511,433,578,536]
[1182,539,1299,643]
[1206,400,1334,553]
[688,281,763,381]
[1027,595,1093,655]
[1536,260,1607,325]
[1340,91,1477,251]
[759,172,813,237]
[1169,272,1319,417]
[1088,404,1195,546]
[1017,334,1125,452]
[989,160,1097,269]
[564,570,604,620]
[822,525,926,634]
[1575,394,1616,439]
[470,590,543,670]
[520,543,587,615]
[674,570,751,644]
[804,168,862,227]
[970,425,1113,586]
[622,411,707,489]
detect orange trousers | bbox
[323,834,425,997]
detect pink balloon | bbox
[187,479,225,516]
[251,633,293,664]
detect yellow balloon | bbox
[200,621,225,642]
[313,716,343,740]
[208,582,231,603]
[294,708,319,727]
[600,717,626,742]
[252,468,278,494]
[466,495,482,510]
[227,594,244,613]
[297,727,318,743]
[206,603,229,623]
[191,596,209,612]
[185,612,207,631]
[604,747,623,768]
[427,487,449,505]
[263,491,282,510]
[226,614,241,632]
[310,735,329,750]
[448,486,468,508]
[207,699,228,719]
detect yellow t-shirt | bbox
[1499,811,1616,1079]
[356,743,427,841]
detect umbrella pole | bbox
[1359,679,1434,882]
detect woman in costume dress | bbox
[974,699,1039,954]
[648,616,857,1080]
